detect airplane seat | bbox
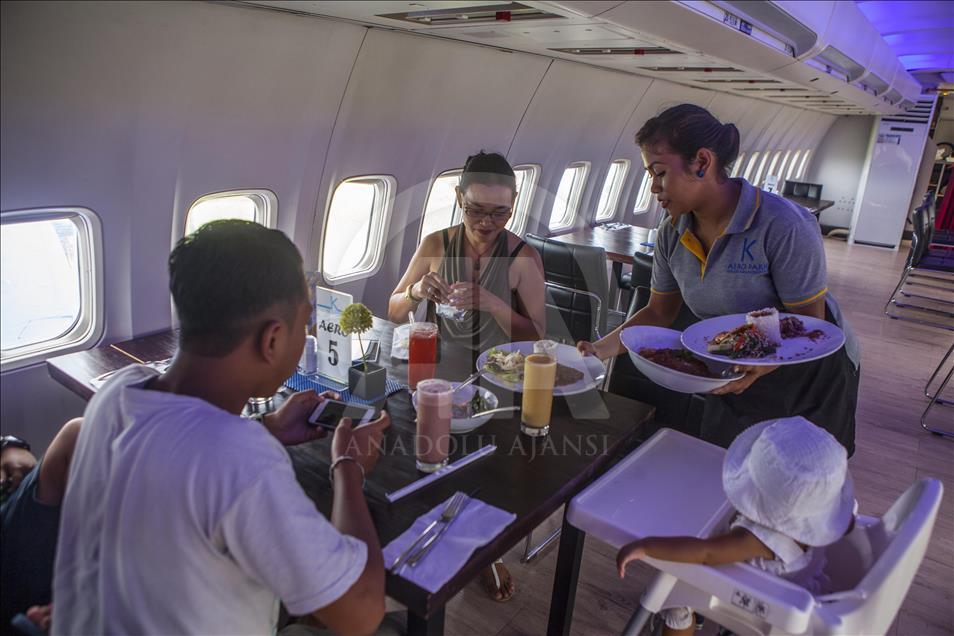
[618,251,653,312]
[525,234,609,343]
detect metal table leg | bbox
[924,343,954,406]
[546,514,585,636]
[922,362,954,438]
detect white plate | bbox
[391,324,410,361]
[476,341,606,396]
[681,313,845,367]
[411,383,499,434]
[620,326,742,394]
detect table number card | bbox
[314,285,353,384]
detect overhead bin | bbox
[859,40,901,96]
[570,0,907,115]
[592,1,803,74]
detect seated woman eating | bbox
[388,152,546,602]
[389,151,546,368]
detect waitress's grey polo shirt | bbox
[650,178,859,365]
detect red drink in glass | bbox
[408,322,438,389]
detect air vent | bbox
[639,66,742,73]
[551,47,682,56]
[883,97,935,125]
[735,87,808,92]
[378,3,561,25]
[699,79,781,84]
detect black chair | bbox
[884,202,954,331]
[525,235,609,343]
[618,251,653,311]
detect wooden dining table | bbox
[783,196,834,217]
[552,223,653,265]
[46,323,654,636]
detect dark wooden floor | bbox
[429,238,954,635]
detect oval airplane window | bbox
[633,170,653,215]
[786,150,803,180]
[321,176,395,284]
[743,152,761,181]
[731,152,746,178]
[796,150,813,180]
[419,169,462,244]
[594,160,630,223]
[1,208,103,369]
[185,190,277,236]
[508,164,539,236]
[549,162,590,232]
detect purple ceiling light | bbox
[856,0,954,88]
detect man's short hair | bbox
[169,220,306,356]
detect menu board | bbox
[313,285,353,384]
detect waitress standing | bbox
[579,104,859,455]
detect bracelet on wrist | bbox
[329,455,366,488]
[405,283,422,304]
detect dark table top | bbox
[46,324,654,621]
[783,196,835,216]
[551,224,652,264]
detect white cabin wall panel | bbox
[498,60,651,236]
[602,79,713,228]
[1,1,364,447]
[154,5,366,248]
[310,28,551,313]
[805,115,876,229]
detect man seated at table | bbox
[52,220,391,635]
[1,421,81,635]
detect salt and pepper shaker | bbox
[300,334,318,375]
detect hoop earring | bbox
[697,170,705,178]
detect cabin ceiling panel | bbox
[238,0,919,113]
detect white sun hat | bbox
[722,416,855,547]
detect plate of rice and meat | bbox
[681,308,845,366]
[477,340,606,395]
[620,326,743,393]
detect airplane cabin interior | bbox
[1,2,952,635]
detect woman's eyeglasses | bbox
[462,206,512,223]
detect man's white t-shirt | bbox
[52,365,367,635]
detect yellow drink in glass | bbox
[521,353,556,437]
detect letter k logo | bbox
[741,238,757,263]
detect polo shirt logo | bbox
[741,238,757,262]
[727,238,768,274]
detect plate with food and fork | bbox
[476,340,606,396]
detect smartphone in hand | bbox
[308,399,374,431]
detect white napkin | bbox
[383,493,516,593]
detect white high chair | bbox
[565,429,944,636]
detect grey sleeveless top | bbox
[425,225,527,359]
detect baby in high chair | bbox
[617,416,856,636]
